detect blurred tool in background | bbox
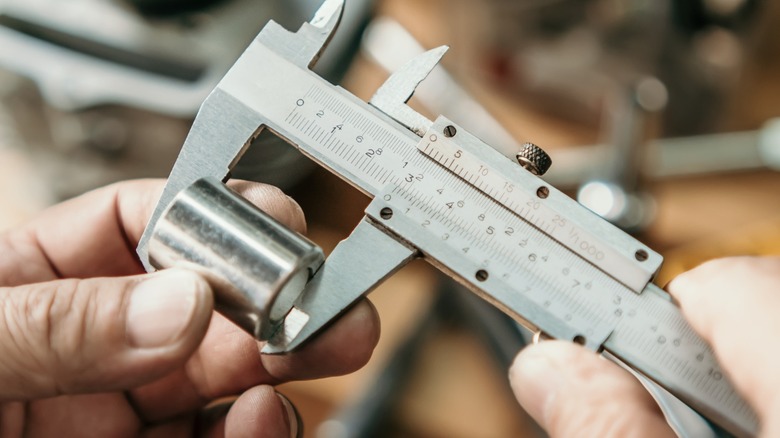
[467,0,773,231]
[473,0,759,135]
[0,0,372,200]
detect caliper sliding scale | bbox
[137,1,758,435]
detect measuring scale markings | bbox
[382,181,629,344]
[606,297,756,428]
[279,80,631,338]
[284,84,755,429]
[416,124,661,294]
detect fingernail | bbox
[126,270,206,349]
[509,347,562,424]
[277,393,302,438]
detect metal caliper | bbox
[137,1,758,435]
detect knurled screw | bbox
[516,143,552,176]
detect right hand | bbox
[509,256,780,437]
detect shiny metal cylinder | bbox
[148,177,324,340]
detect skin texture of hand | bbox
[0,179,380,437]
[509,256,780,437]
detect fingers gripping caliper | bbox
[137,1,758,435]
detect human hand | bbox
[0,179,379,437]
[509,256,780,437]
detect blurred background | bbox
[2,0,780,436]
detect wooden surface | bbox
[2,1,780,437]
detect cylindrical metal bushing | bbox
[148,177,324,340]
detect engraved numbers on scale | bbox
[392,173,619,330]
[421,131,613,268]
[414,128,648,341]
[291,93,377,164]
[420,131,598,297]
[286,87,420,191]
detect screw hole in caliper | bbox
[380,207,394,220]
[635,249,649,262]
[443,125,457,138]
[475,269,489,282]
[536,186,550,199]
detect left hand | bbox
[0,179,380,437]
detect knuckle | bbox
[0,285,60,394]
[12,280,119,393]
[51,279,125,359]
[25,281,83,377]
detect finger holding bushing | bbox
[148,177,324,340]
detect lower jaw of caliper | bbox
[146,176,416,352]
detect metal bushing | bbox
[148,177,324,340]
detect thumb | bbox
[0,268,213,400]
[509,341,675,438]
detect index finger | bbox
[667,256,780,419]
[0,179,305,284]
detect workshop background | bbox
[2,0,780,436]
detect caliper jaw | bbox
[369,45,448,137]
[263,219,417,354]
[137,0,345,269]
[255,0,344,69]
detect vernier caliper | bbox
[136,1,758,435]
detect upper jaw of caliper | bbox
[255,0,344,69]
[263,35,452,355]
[368,45,449,137]
[135,0,440,353]
[137,0,345,269]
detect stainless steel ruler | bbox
[137,1,758,435]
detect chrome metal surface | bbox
[148,177,324,339]
[0,0,269,116]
